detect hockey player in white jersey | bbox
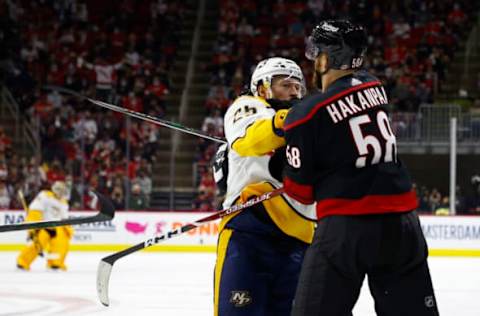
[17,181,74,271]
[213,57,316,316]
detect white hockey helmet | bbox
[51,181,68,199]
[250,57,306,97]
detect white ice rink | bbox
[0,251,478,316]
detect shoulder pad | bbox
[42,190,55,198]
[229,96,269,109]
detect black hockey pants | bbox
[291,211,439,316]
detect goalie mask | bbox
[250,57,306,99]
[51,181,69,200]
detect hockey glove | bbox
[272,109,289,136]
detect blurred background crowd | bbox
[0,0,479,214]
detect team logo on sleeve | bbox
[230,291,252,307]
[424,296,435,308]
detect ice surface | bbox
[0,252,478,315]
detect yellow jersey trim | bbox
[232,118,286,156]
[220,182,314,244]
[214,229,233,316]
[237,95,270,107]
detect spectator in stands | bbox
[0,180,11,209]
[0,127,12,155]
[134,171,152,208]
[22,156,45,199]
[31,92,54,123]
[73,110,98,154]
[128,183,147,210]
[201,109,224,137]
[92,133,116,161]
[77,55,123,103]
[193,189,214,212]
[429,188,442,212]
[435,197,451,215]
[205,85,231,112]
[122,91,144,113]
[196,170,215,209]
[4,0,480,211]
[467,175,480,213]
[0,156,7,183]
[146,76,169,101]
[140,123,160,162]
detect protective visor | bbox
[305,36,320,61]
[272,76,307,98]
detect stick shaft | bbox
[17,190,29,212]
[44,85,227,144]
[0,214,108,232]
[102,188,283,264]
[0,192,115,232]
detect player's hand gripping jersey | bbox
[220,95,316,243]
[17,182,73,271]
[283,70,418,218]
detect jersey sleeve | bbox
[28,191,46,212]
[283,110,316,205]
[224,96,285,156]
[59,202,69,219]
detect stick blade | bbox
[93,191,115,219]
[97,259,113,306]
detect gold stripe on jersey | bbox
[232,118,286,156]
[25,210,43,222]
[219,182,314,244]
[238,95,271,107]
[214,228,233,316]
[44,190,69,205]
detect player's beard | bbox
[312,70,326,91]
[312,70,321,91]
[313,68,330,92]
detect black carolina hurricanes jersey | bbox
[283,70,418,219]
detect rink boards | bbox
[0,211,479,256]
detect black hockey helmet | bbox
[306,20,368,70]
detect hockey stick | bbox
[96,187,284,306]
[0,192,115,232]
[43,85,227,144]
[17,190,29,213]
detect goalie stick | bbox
[96,187,284,306]
[0,192,115,232]
[44,85,227,144]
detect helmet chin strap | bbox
[262,81,274,99]
[265,89,273,99]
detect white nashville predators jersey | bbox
[28,190,69,221]
[223,95,316,221]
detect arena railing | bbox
[393,104,480,144]
[1,87,40,156]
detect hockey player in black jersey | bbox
[212,57,316,316]
[283,20,439,316]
